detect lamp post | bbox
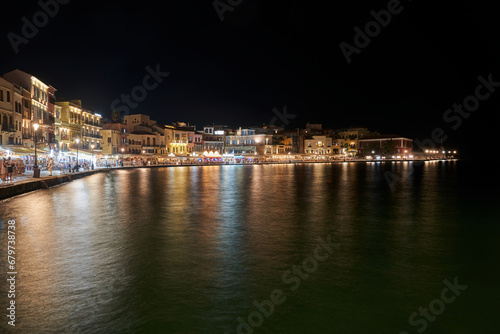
[91,144,95,170]
[33,123,40,178]
[75,137,80,172]
[121,147,124,167]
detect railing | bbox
[82,133,102,139]
[1,124,16,132]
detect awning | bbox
[2,146,36,154]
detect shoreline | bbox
[0,158,459,201]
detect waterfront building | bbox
[123,114,166,155]
[358,134,413,157]
[3,69,53,149]
[331,136,346,155]
[0,78,22,147]
[102,121,128,153]
[304,135,333,156]
[47,85,57,149]
[55,100,83,152]
[171,127,189,155]
[202,125,226,153]
[193,132,204,155]
[54,104,62,150]
[335,126,378,156]
[283,129,304,154]
[21,86,32,146]
[101,128,122,155]
[123,114,156,134]
[80,109,102,150]
[224,128,272,156]
[165,123,196,156]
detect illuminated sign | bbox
[214,130,225,135]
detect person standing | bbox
[48,158,53,176]
[1,158,6,181]
[6,157,14,181]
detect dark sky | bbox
[1,0,499,158]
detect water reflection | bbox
[0,162,484,333]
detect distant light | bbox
[95,113,101,117]
[442,151,445,154]
[425,150,429,153]
[453,151,457,154]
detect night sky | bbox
[1,0,499,158]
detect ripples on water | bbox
[0,161,498,333]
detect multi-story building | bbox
[358,134,413,157]
[3,69,54,148]
[331,136,346,155]
[170,127,189,154]
[80,109,102,150]
[304,135,333,156]
[53,104,62,149]
[335,126,378,156]
[202,125,227,153]
[21,86,32,145]
[123,114,156,134]
[47,85,57,148]
[122,114,166,155]
[55,100,83,152]
[193,132,204,154]
[224,128,273,155]
[101,128,122,155]
[102,121,128,154]
[11,83,24,146]
[0,78,22,147]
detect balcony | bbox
[1,124,16,132]
[82,133,102,139]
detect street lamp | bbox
[75,137,80,172]
[121,147,124,167]
[91,144,95,169]
[33,123,40,178]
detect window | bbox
[0,90,3,101]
